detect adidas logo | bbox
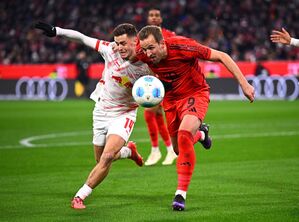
[188,107,197,113]
[180,162,191,166]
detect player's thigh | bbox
[92,109,109,147]
[164,107,180,137]
[100,134,126,164]
[93,145,104,163]
[178,90,209,133]
[179,114,201,134]
[104,134,126,154]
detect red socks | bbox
[144,109,171,147]
[176,130,196,191]
[144,110,159,147]
[155,113,171,147]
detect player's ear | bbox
[160,39,165,47]
[133,36,137,44]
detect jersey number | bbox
[187,97,195,108]
[124,118,134,132]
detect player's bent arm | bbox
[208,49,255,102]
[55,27,98,50]
[209,49,247,85]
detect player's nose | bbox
[146,50,152,57]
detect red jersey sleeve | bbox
[167,37,211,60]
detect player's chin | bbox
[120,53,128,59]
[151,58,159,64]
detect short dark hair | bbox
[138,25,163,42]
[148,7,161,13]
[113,23,137,37]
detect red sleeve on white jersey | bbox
[95,40,100,51]
[95,40,110,52]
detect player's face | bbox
[147,10,162,26]
[140,34,165,64]
[114,34,136,60]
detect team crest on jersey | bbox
[101,41,110,46]
[111,75,133,88]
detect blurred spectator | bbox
[1,0,299,64]
[255,62,270,76]
[75,50,90,98]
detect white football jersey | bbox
[55,27,150,115]
[91,40,151,114]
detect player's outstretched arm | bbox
[34,21,98,49]
[209,49,255,102]
[270,28,299,47]
[270,28,291,45]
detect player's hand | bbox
[241,82,255,103]
[34,21,56,37]
[270,28,291,45]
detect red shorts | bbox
[163,89,210,137]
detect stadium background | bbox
[0,1,298,221]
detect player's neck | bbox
[128,54,138,63]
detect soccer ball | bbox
[132,75,165,107]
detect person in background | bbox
[143,7,177,166]
[75,50,90,97]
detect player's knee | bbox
[100,152,115,166]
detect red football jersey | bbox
[136,36,211,101]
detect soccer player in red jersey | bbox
[143,8,177,166]
[137,25,255,211]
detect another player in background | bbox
[143,7,177,166]
[35,22,151,209]
[137,26,255,211]
[270,28,299,47]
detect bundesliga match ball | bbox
[132,75,165,108]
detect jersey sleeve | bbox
[55,27,112,55]
[185,39,211,60]
[290,38,299,47]
[56,27,98,49]
[169,37,211,60]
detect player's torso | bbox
[98,44,150,113]
[148,50,207,99]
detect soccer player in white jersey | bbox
[270,28,299,47]
[35,22,152,209]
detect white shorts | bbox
[92,107,137,146]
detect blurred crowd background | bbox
[1,0,299,64]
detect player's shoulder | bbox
[166,35,195,43]
[97,40,116,53]
[166,36,199,49]
[161,28,176,38]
